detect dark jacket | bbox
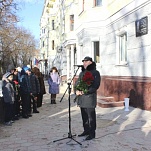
[12,74,20,100]
[2,75,14,104]
[30,73,40,96]
[19,74,31,95]
[20,72,40,96]
[75,62,101,108]
[38,72,46,95]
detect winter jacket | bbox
[19,74,31,95]
[30,73,40,96]
[20,73,40,97]
[48,72,60,94]
[38,72,46,95]
[12,74,20,99]
[2,75,14,104]
[75,62,101,108]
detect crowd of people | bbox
[2,65,46,126]
[1,56,101,141]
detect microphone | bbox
[73,65,83,67]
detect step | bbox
[97,96,124,108]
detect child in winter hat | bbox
[2,71,14,126]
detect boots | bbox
[53,100,56,104]
[33,99,39,113]
[51,100,56,104]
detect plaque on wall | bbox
[135,16,148,37]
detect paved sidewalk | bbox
[0,83,151,151]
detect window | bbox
[52,20,54,30]
[116,33,127,65]
[42,41,44,47]
[94,0,102,6]
[42,28,45,34]
[52,40,54,50]
[70,15,74,31]
[74,47,77,65]
[94,41,100,63]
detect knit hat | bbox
[5,72,13,78]
[23,66,31,72]
[27,64,31,69]
[16,67,22,72]
[7,65,15,72]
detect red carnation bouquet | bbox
[75,71,94,94]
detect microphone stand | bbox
[53,66,82,145]
[60,66,81,103]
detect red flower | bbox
[75,71,94,94]
[82,71,94,86]
[13,80,18,85]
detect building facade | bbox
[40,0,151,110]
[40,0,78,81]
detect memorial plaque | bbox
[135,16,148,37]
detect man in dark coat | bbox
[19,67,32,118]
[75,56,101,140]
[20,66,40,118]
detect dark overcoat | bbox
[75,62,101,108]
[38,72,46,95]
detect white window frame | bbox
[116,30,128,66]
